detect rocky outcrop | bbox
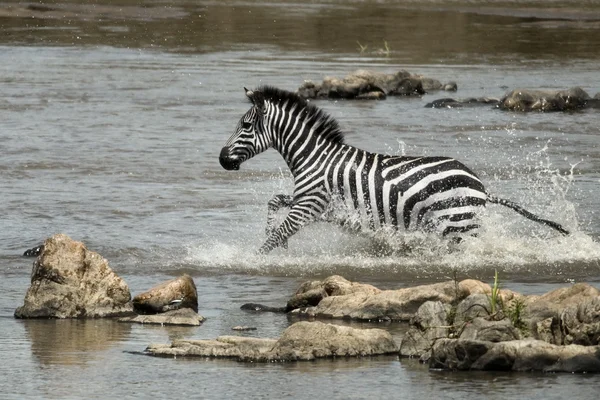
[119,308,204,326]
[14,234,133,318]
[429,338,600,373]
[297,70,457,100]
[132,274,198,314]
[498,87,599,111]
[290,276,489,321]
[525,283,600,345]
[146,321,398,361]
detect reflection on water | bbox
[21,319,132,366]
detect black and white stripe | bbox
[219,86,569,254]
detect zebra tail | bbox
[486,192,570,236]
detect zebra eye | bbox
[242,122,253,130]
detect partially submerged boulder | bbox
[429,338,600,373]
[297,70,457,100]
[14,234,133,318]
[146,321,398,361]
[498,87,593,112]
[132,274,198,314]
[119,308,204,326]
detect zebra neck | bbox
[265,100,345,177]
[287,141,355,180]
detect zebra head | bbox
[219,88,270,171]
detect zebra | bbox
[219,86,570,254]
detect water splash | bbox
[182,143,600,282]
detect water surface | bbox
[1,0,600,398]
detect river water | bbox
[1,0,600,398]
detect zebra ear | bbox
[244,87,254,102]
[245,88,266,114]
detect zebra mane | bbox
[256,86,345,144]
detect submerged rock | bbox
[429,338,600,373]
[132,274,198,314]
[146,321,398,361]
[297,70,456,100]
[424,97,500,108]
[14,234,133,318]
[119,308,204,326]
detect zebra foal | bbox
[219,86,569,254]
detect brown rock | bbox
[291,278,489,321]
[14,234,133,318]
[133,274,198,314]
[146,321,398,361]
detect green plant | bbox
[356,41,368,54]
[382,40,391,57]
[505,297,528,334]
[487,269,502,316]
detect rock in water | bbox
[146,321,398,361]
[14,234,133,318]
[429,338,600,373]
[119,308,204,326]
[133,274,198,314]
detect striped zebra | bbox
[219,86,569,254]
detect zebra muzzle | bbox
[219,147,240,170]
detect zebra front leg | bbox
[266,194,294,249]
[258,199,324,254]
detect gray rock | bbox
[453,294,492,326]
[133,274,198,314]
[119,308,204,326]
[525,283,600,344]
[560,296,600,346]
[459,318,521,342]
[430,338,600,373]
[146,321,398,361]
[14,234,133,319]
[399,301,449,358]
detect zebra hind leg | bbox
[266,194,294,249]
